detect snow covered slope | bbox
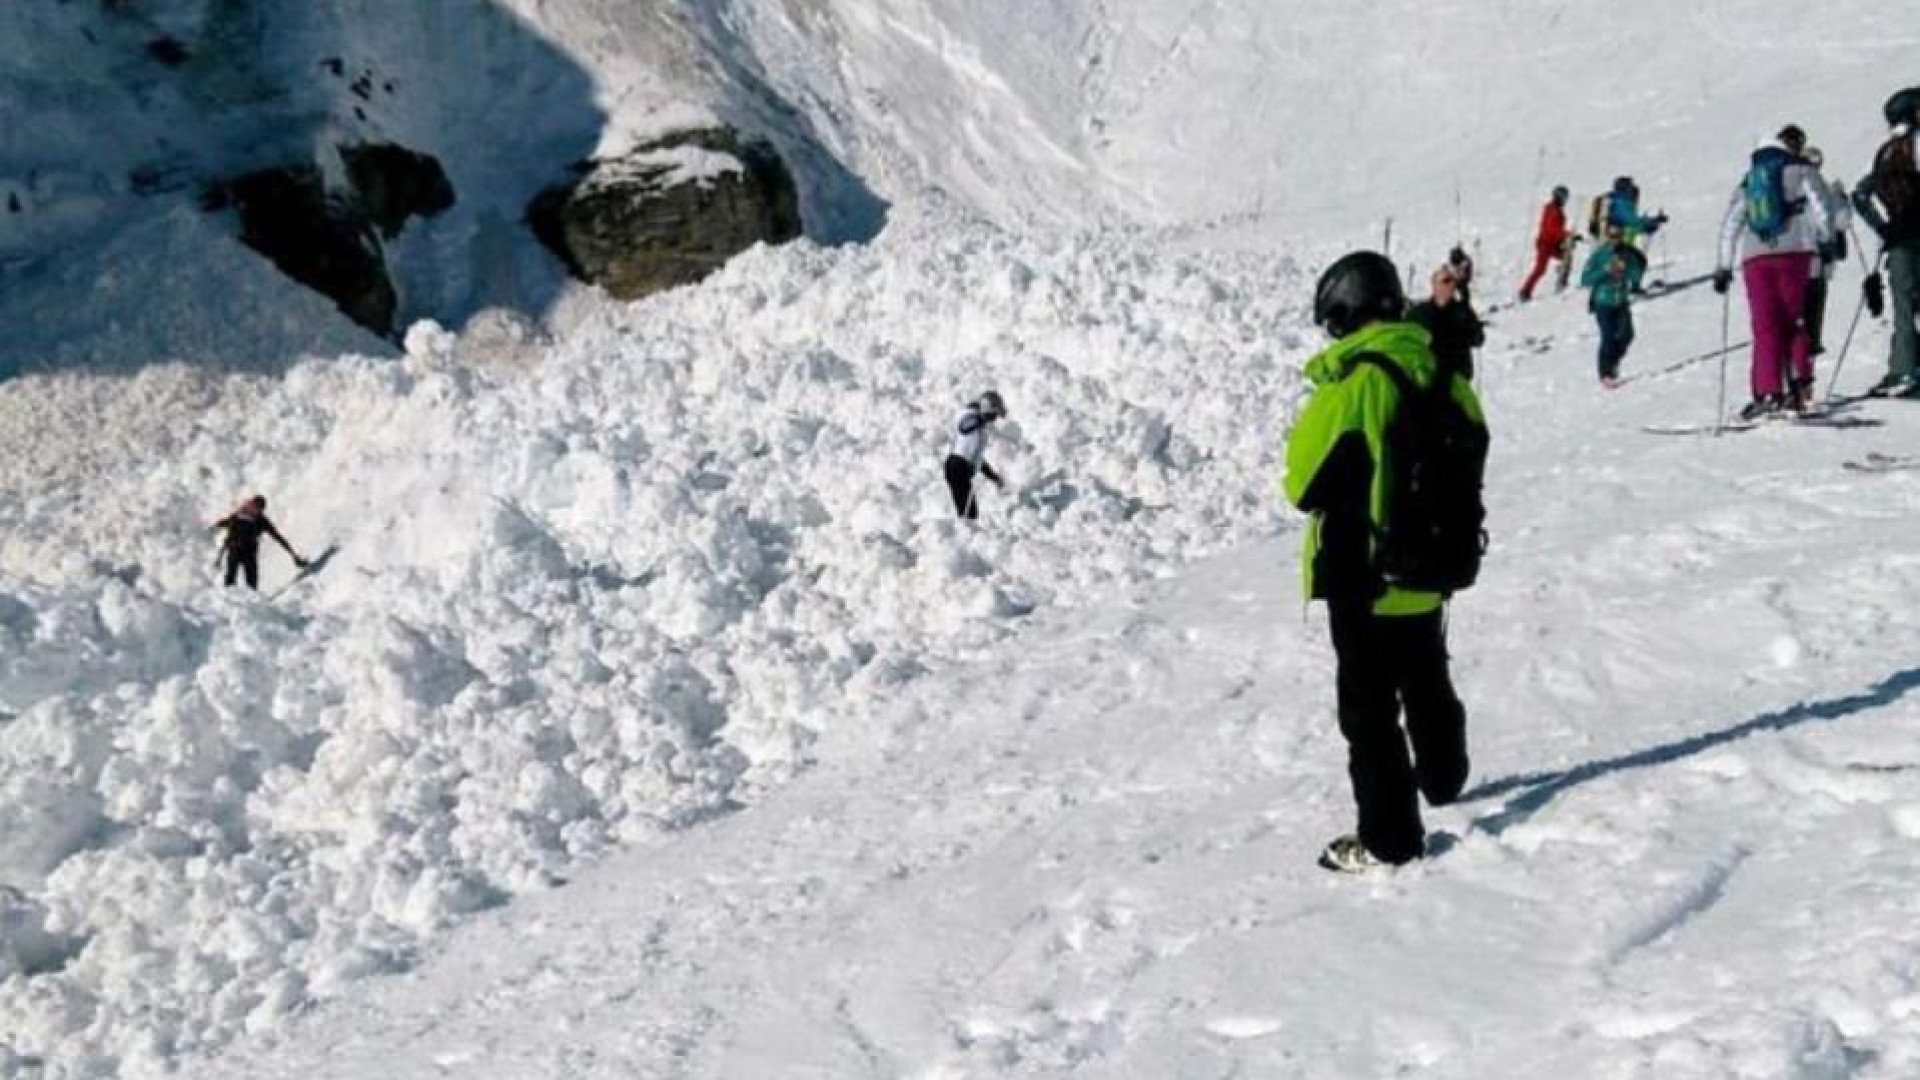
[0,209,1309,1076]
[3,0,1920,1077]
[202,289,1920,1078]
[729,0,1918,248]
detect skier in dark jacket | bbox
[212,495,307,589]
[1854,86,1920,397]
[1409,257,1485,382]
[943,391,1007,519]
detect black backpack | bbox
[1352,354,1490,595]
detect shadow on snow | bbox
[1462,666,1920,834]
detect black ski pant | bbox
[1327,601,1469,864]
[1594,303,1634,380]
[224,549,259,589]
[943,455,979,519]
[1804,275,1830,356]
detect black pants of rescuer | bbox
[943,454,978,519]
[1327,600,1469,863]
[224,549,259,590]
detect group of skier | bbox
[1283,85,1920,872]
[1516,91,1920,421]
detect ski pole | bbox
[1714,290,1732,436]
[1824,249,1884,401]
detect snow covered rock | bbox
[527,128,802,300]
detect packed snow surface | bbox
[2,0,1920,1077]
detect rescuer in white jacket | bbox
[943,390,1007,519]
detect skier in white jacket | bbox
[1712,124,1834,416]
[943,391,1007,519]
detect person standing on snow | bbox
[1518,185,1577,301]
[1581,222,1647,388]
[1410,256,1485,382]
[211,495,307,589]
[1605,177,1669,250]
[1283,251,1485,873]
[1802,146,1853,356]
[944,391,1007,519]
[1853,87,1920,397]
[1712,124,1835,417]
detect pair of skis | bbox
[1642,408,1881,436]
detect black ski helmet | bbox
[1551,184,1569,203]
[979,389,1007,418]
[1312,251,1406,339]
[1612,175,1634,194]
[1885,86,1920,128]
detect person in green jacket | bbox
[1283,250,1486,872]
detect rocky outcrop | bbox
[527,128,802,300]
[340,142,454,237]
[205,142,454,336]
[209,165,396,335]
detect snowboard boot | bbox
[1317,834,1391,874]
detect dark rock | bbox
[211,165,396,336]
[145,36,189,66]
[205,142,454,334]
[339,143,455,237]
[527,127,802,300]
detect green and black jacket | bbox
[1282,321,1487,616]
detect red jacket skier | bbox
[1518,186,1575,301]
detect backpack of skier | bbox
[1353,354,1491,595]
[1586,193,1609,239]
[1742,144,1804,242]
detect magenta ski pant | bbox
[1742,253,1816,397]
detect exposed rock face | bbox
[212,165,396,335]
[527,128,802,300]
[340,143,454,238]
[206,142,454,335]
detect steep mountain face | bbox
[3,0,1908,372]
[0,0,881,371]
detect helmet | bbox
[1884,86,1920,128]
[1312,251,1406,339]
[1805,146,1825,168]
[247,494,267,511]
[1612,175,1634,193]
[979,390,1007,418]
[1777,123,1807,151]
[1551,184,1569,202]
